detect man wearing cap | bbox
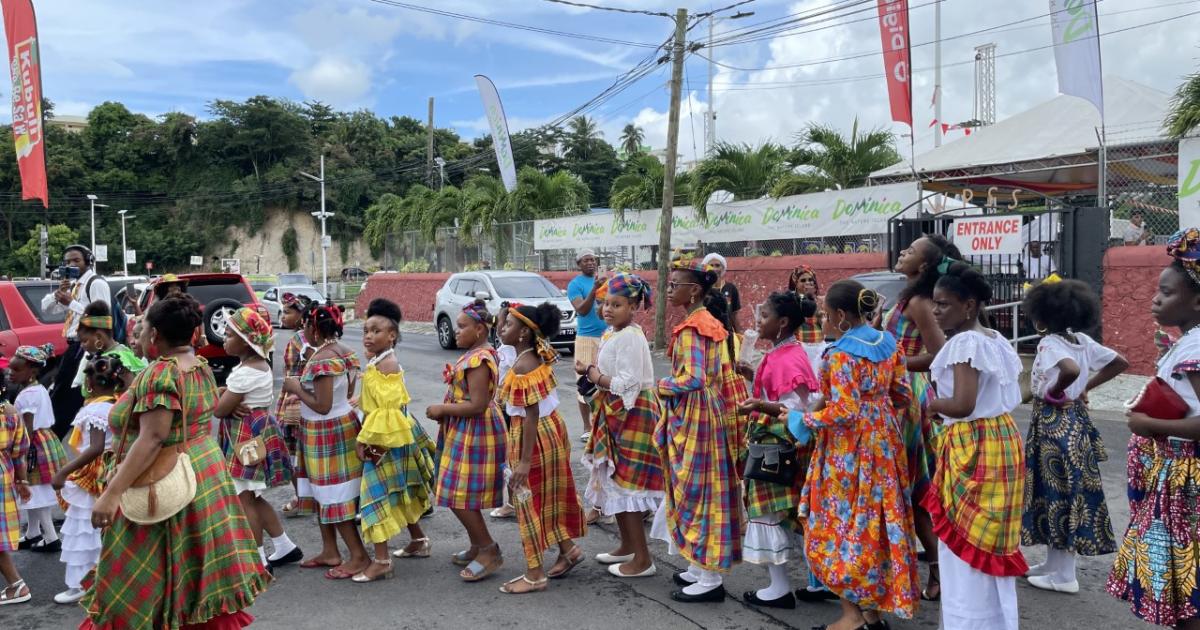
[703,252,741,332]
[568,250,605,444]
[41,245,111,436]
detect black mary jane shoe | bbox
[671,571,695,587]
[866,621,890,630]
[670,585,726,603]
[17,535,41,550]
[268,547,304,570]
[30,538,62,553]
[795,588,839,602]
[743,590,796,609]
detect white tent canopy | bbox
[871,77,1169,184]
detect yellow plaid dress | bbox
[0,404,28,552]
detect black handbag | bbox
[743,425,799,486]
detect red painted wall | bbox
[357,253,889,345]
[1102,245,1167,376]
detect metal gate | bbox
[887,186,1109,344]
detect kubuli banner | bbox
[1049,0,1103,115]
[2,0,48,207]
[1180,136,1200,229]
[474,75,518,193]
[875,0,912,127]
[533,182,918,250]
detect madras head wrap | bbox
[15,343,54,365]
[309,301,346,330]
[670,250,717,275]
[228,307,275,358]
[80,315,113,330]
[1167,227,1200,286]
[604,272,653,309]
[462,300,491,326]
[507,306,558,363]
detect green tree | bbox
[1166,69,1200,138]
[7,224,78,277]
[564,116,602,159]
[689,142,790,218]
[772,119,901,197]
[619,123,645,156]
[609,154,691,214]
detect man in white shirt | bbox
[1122,211,1153,246]
[1021,241,1058,281]
[40,244,110,435]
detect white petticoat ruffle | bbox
[581,453,662,516]
[232,478,268,497]
[20,483,58,509]
[60,481,101,589]
[743,516,797,565]
[649,500,678,556]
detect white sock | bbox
[1046,548,1077,582]
[682,568,722,595]
[37,508,58,542]
[258,546,268,566]
[676,564,700,583]
[23,510,41,539]
[756,563,792,600]
[267,533,297,561]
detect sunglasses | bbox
[667,281,698,290]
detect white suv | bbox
[433,271,576,350]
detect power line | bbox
[364,0,660,48]
[540,0,670,18]
[692,0,759,21]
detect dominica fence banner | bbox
[532,182,919,250]
[475,75,518,193]
[2,0,47,207]
[1049,0,1103,116]
[1180,136,1200,228]
[876,0,912,127]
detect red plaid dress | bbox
[80,357,266,629]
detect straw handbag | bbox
[117,371,198,525]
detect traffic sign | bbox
[125,249,136,264]
[190,255,203,266]
[94,244,108,262]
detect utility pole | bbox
[38,224,47,279]
[706,15,714,156]
[118,209,134,276]
[933,0,942,148]
[300,155,333,297]
[426,97,435,188]
[653,7,688,350]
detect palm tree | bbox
[565,115,602,159]
[772,119,901,197]
[689,142,790,218]
[510,166,590,216]
[1166,69,1200,138]
[609,154,691,216]
[619,123,645,156]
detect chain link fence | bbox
[1105,135,1178,246]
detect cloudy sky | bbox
[10,0,1200,162]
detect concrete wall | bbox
[220,209,378,277]
[1102,245,1168,376]
[357,253,889,345]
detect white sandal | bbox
[0,579,31,605]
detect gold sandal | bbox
[499,574,549,594]
[351,559,394,583]
[393,537,431,558]
[460,544,502,582]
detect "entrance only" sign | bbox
[952,216,1023,256]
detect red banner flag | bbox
[2,0,48,207]
[876,0,912,127]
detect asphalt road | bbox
[9,330,1143,629]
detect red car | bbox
[136,273,271,384]
[0,280,68,372]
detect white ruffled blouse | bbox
[931,328,1023,423]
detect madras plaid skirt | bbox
[899,371,933,501]
[360,423,437,544]
[655,388,744,572]
[220,408,293,488]
[744,413,803,520]
[920,414,1028,577]
[303,411,363,524]
[508,411,585,569]
[27,427,67,486]
[588,389,664,494]
[434,405,506,510]
[80,436,267,628]
[0,467,17,552]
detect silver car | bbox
[261,285,325,326]
[434,271,576,350]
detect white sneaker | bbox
[1027,575,1079,594]
[54,588,86,604]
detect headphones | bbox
[64,244,95,266]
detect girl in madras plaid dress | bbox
[350,299,435,583]
[924,263,1028,630]
[1109,228,1200,627]
[217,308,301,574]
[1021,279,1127,595]
[890,233,962,601]
[496,302,587,594]
[425,300,506,583]
[278,293,316,517]
[10,344,68,553]
[651,257,744,603]
[578,273,664,580]
[49,356,126,605]
[281,301,371,580]
[789,264,827,375]
[82,295,266,629]
[0,363,32,606]
[736,292,819,610]
[785,281,919,629]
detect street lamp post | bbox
[86,194,98,256]
[434,157,446,190]
[118,209,134,276]
[299,155,333,297]
[706,11,754,156]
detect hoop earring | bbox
[837,317,850,333]
[1035,324,1048,335]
